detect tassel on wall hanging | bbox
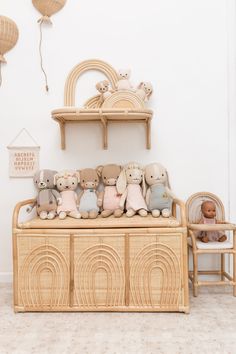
[0,15,19,87]
[32,0,67,92]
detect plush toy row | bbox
[27,163,175,220]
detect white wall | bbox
[0,0,235,281]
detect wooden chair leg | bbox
[234,253,236,297]
[193,251,198,297]
[234,231,236,297]
[221,253,225,281]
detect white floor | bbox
[1,283,236,354]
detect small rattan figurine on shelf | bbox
[116,69,133,90]
[197,200,227,243]
[95,80,112,105]
[136,82,153,102]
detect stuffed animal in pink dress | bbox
[54,170,81,220]
[97,164,123,218]
[117,162,147,217]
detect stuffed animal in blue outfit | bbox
[145,163,175,218]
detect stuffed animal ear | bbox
[116,169,127,194]
[141,172,146,197]
[54,173,59,186]
[96,82,101,91]
[96,165,103,177]
[147,89,153,98]
[165,170,171,189]
[137,82,143,89]
[76,170,80,182]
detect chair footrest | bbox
[197,280,235,286]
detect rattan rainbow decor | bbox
[32,0,67,92]
[0,15,19,87]
[51,59,153,150]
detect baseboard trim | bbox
[0,273,12,283]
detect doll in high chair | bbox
[198,200,227,243]
[145,163,175,217]
[117,162,147,217]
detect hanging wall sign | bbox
[7,129,40,178]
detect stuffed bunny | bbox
[136,82,153,102]
[97,164,123,218]
[116,69,133,91]
[54,170,81,220]
[95,80,112,105]
[27,169,62,220]
[77,168,102,219]
[145,163,175,217]
[117,162,147,217]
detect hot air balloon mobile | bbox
[0,16,19,87]
[32,0,67,92]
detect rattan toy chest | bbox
[13,199,189,313]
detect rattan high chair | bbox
[186,192,236,296]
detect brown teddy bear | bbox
[97,164,124,218]
[77,168,102,219]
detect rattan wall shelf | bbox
[51,59,153,149]
[13,198,189,313]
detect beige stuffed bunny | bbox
[145,163,175,217]
[54,170,81,220]
[96,80,112,104]
[116,69,133,91]
[117,162,147,217]
[136,82,153,102]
